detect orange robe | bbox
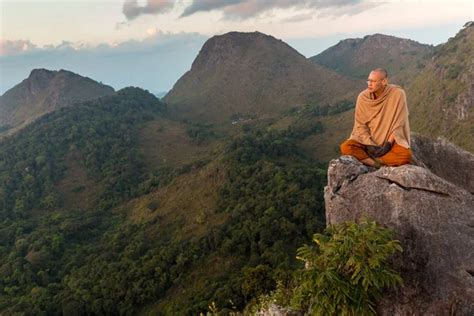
[341,84,412,166]
[340,139,412,166]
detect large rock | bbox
[324,137,474,315]
[411,133,474,193]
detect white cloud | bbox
[0,40,38,57]
[0,31,208,95]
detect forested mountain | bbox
[0,85,328,314]
[0,23,472,315]
[0,69,114,136]
[310,33,433,87]
[306,23,473,155]
[164,31,362,126]
[407,21,473,152]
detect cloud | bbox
[180,0,370,19]
[0,32,208,95]
[120,0,376,21]
[0,39,38,57]
[122,0,175,20]
[180,0,242,17]
[281,13,314,23]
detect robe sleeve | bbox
[388,89,411,148]
[350,96,378,146]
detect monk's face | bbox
[367,71,387,94]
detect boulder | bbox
[411,133,474,193]
[324,137,474,315]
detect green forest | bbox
[0,86,405,315]
[0,88,332,314]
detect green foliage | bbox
[0,88,179,313]
[186,122,217,143]
[295,99,354,118]
[0,87,166,219]
[157,127,327,313]
[291,219,403,315]
[0,96,328,314]
[242,265,276,299]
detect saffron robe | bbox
[349,84,411,149]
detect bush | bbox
[291,218,403,315]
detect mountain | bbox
[1,25,472,315]
[164,31,363,125]
[303,26,473,157]
[0,84,326,314]
[0,68,115,135]
[407,21,473,152]
[310,33,433,87]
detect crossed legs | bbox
[340,139,412,167]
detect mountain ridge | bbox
[310,33,433,87]
[0,68,115,136]
[164,31,363,125]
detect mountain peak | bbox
[190,31,303,72]
[0,69,114,134]
[310,33,433,83]
[29,68,56,77]
[164,31,360,124]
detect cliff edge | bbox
[324,134,474,315]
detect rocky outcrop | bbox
[411,133,474,193]
[324,136,474,315]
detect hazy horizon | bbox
[1,0,471,95]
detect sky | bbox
[0,0,472,95]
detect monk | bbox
[340,68,412,168]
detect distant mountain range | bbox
[0,23,472,313]
[2,26,472,151]
[0,69,114,135]
[310,33,433,87]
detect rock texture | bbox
[411,133,474,193]
[324,136,474,315]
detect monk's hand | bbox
[367,141,392,157]
[366,145,381,157]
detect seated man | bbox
[340,68,412,168]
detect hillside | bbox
[1,24,472,315]
[310,33,433,87]
[164,31,363,126]
[407,21,473,152]
[0,68,115,135]
[303,25,473,156]
[0,85,328,314]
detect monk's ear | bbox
[382,77,388,85]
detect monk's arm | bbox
[389,89,409,146]
[353,103,378,145]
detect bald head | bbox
[367,68,389,96]
[372,68,388,79]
